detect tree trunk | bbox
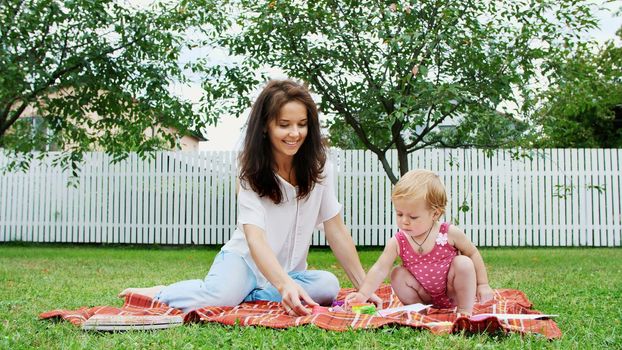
[397,146,409,178]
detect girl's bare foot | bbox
[456,308,472,318]
[118,285,165,299]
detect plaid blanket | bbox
[40,286,561,339]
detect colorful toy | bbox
[331,300,345,307]
[311,305,346,315]
[350,303,377,315]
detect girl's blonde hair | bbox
[392,169,447,216]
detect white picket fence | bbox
[0,149,620,247]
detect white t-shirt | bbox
[221,162,342,288]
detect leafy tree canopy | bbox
[0,0,225,174]
[532,25,622,148]
[202,0,599,183]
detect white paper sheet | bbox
[376,303,431,317]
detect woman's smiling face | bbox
[267,100,308,161]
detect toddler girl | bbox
[346,169,493,315]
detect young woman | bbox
[120,80,380,315]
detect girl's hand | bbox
[279,281,318,316]
[345,292,383,309]
[344,292,368,306]
[368,293,383,309]
[476,283,494,303]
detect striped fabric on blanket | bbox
[40,286,561,339]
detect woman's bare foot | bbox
[118,285,165,299]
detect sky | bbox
[124,0,621,151]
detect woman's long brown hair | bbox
[238,80,326,204]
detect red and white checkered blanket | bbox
[40,285,561,339]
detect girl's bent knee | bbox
[452,255,475,273]
[390,265,411,282]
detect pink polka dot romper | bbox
[395,222,457,308]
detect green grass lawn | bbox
[0,245,620,349]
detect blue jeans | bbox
[155,251,340,312]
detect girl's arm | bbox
[243,224,318,316]
[323,213,383,306]
[346,237,399,304]
[448,226,493,302]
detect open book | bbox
[82,314,184,331]
[375,304,558,322]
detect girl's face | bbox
[393,197,439,237]
[267,100,308,162]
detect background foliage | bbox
[0,0,224,173]
[200,0,600,183]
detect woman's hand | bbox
[476,283,494,303]
[279,281,318,316]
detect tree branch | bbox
[1,30,149,140]
[0,98,17,130]
[401,0,440,96]
[0,101,28,137]
[334,2,394,115]
[0,0,26,39]
[406,101,460,150]
[277,6,394,159]
[310,71,382,155]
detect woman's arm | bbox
[449,226,493,302]
[243,223,317,315]
[323,213,384,306]
[322,213,368,288]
